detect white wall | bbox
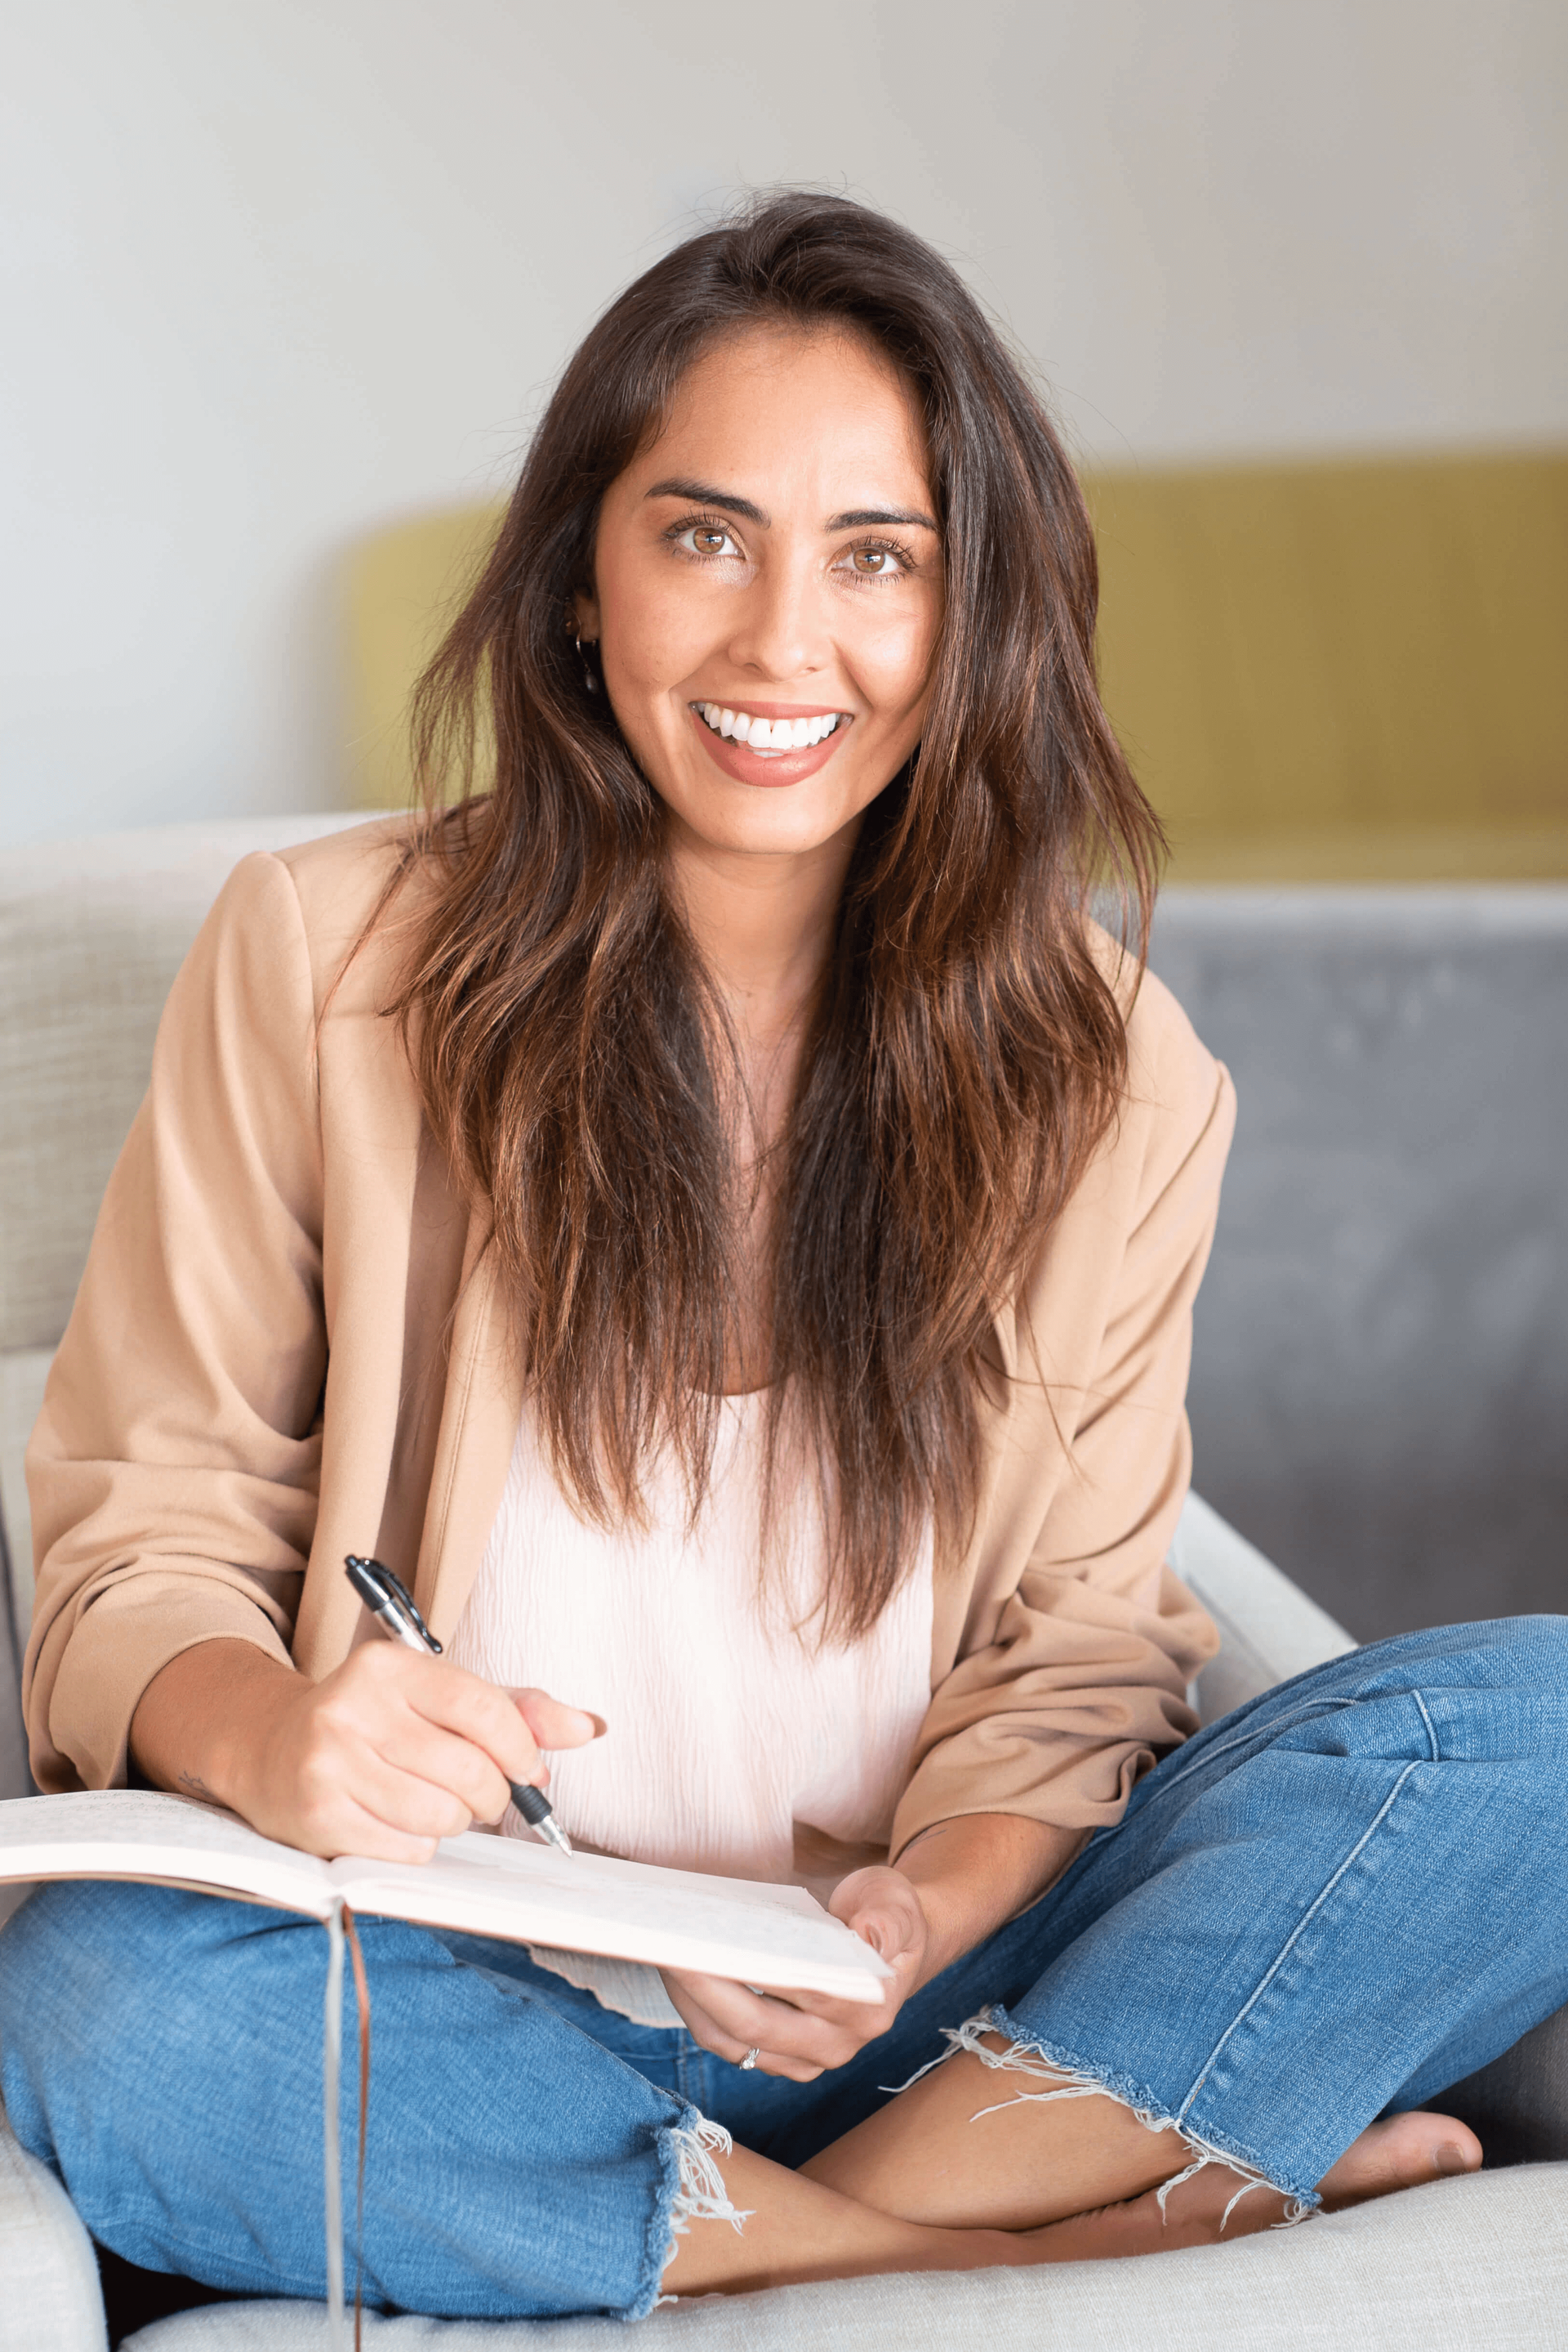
[2,0,1563,848]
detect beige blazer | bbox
[24,821,1232,1860]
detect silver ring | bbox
[739,2046,760,2071]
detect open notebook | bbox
[0,1788,893,2002]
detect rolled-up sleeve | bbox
[890,989,1235,1855]
[24,853,327,1792]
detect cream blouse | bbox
[448,1394,935,1882]
[446,1396,935,2024]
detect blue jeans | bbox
[2,1619,1566,2321]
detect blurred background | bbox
[1,0,1564,1639]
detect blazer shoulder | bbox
[252,814,428,1012]
[1082,913,1227,1133]
[274,813,416,922]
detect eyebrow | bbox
[644,477,938,535]
[827,506,939,532]
[644,477,768,524]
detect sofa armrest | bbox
[0,2102,107,2352]
[1172,1491,1356,1726]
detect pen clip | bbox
[345,1554,443,1655]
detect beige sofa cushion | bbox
[0,2102,107,2352]
[118,2167,1568,2350]
[0,817,372,1360]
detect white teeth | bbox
[694,704,845,746]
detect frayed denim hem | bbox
[889,2003,1317,2232]
[640,2111,752,2319]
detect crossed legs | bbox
[662,2044,1480,2296]
[667,1617,1568,2297]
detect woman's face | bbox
[577,324,944,865]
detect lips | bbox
[686,701,853,788]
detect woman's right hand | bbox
[130,1637,601,1862]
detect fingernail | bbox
[1433,2143,1474,2176]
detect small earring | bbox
[574,635,600,694]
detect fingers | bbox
[289,1796,444,1867]
[268,1646,604,1861]
[372,1649,546,1787]
[661,1967,881,2080]
[829,1866,927,1964]
[656,1870,920,2081]
[511,1687,605,1752]
[662,1978,824,2082]
[278,1647,522,1846]
[261,1735,473,1861]
[369,1716,514,1827]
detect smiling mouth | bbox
[690,702,849,753]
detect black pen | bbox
[344,1554,575,1857]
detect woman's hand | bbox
[661,1866,931,2081]
[130,1637,600,1863]
[659,1816,1083,2079]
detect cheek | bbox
[854,606,941,730]
[599,564,707,705]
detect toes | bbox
[1429,2121,1482,2178]
[1319,2109,1483,2208]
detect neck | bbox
[664,818,857,1049]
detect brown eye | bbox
[676,523,738,558]
[851,549,888,574]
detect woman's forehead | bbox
[625,325,934,512]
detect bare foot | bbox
[1316,2108,1481,2209]
[999,2106,1483,2265]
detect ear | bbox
[572,589,601,644]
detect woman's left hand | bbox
[659,1866,929,2081]
[659,1815,1083,2080]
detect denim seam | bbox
[1178,1757,1422,2150]
[1411,1688,1441,1762]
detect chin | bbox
[698,803,851,857]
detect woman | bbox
[3,193,1564,2322]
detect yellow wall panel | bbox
[344,452,1568,879]
[1086,451,1568,874]
[342,502,503,812]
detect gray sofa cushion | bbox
[1152,887,1568,1638]
[1443,2002,1568,2169]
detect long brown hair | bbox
[390,191,1161,1637]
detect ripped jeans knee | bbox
[897,2007,1314,2232]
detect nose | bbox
[724,546,830,683]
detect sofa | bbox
[2,819,1565,2349]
